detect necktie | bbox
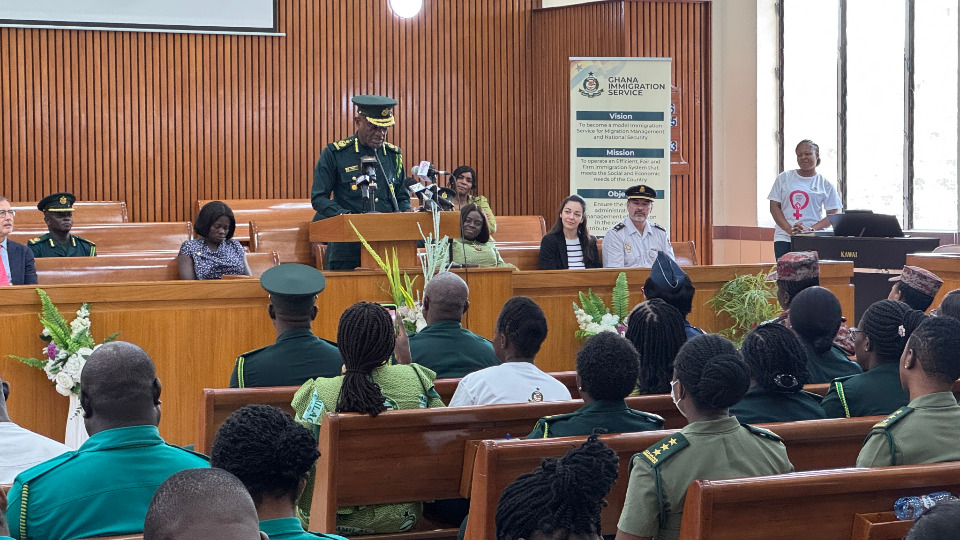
[0,245,11,286]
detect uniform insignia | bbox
[872,407,914,430]
[351,184,358,191]
[529,388,544,402]
[59,195,67,204]
[628,409,666,428]
[345,165,359,173]
[381,108,391,117]
[625,243,632,253]
[383,142,400,153]
[742,423,784,442]
[28,236,42,244]
[535,411,577,438]
[638,433,689,467]
[613,222,626,232]
[332,137,354,150]
[652,222,666,232]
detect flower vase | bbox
[65,393,89,449]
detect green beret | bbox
[38,192,76,212]
[352,94,397,127]
[260,263,327,297]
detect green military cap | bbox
[37,192,77,212]
[625,185,657,201]
[352,94,398,127]
[260,263,327,297]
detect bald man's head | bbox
[79,341,161,434]
[144,468,265,540]
[423,272,470,323]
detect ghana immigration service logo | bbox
[579,72,604,98]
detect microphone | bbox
[360,156,379,213]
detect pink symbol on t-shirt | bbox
[789,190,809,220]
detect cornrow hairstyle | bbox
[624,299,687,394]
[896,281,936,312]
[334,302,395,416]
[496,296,549,359]
[674,334,750,411]
[194,200,237,239]
[546,195,598,267]
[459,203,490,243]
[495,434,619,540]
[796,139,821,166]
[789,286,842,354]
[859,300,927,364]
[777,276,821,306]
[741,323,809,393]
[576,331,640,402]
[210,404,320,506]
[938,289,960,319]
[906,317,960,384]
[642,275,696,317]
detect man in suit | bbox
[0,196,38,286]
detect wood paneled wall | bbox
[0,0,711,257]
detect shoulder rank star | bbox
[624,243,632,253]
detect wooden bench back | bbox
[8,222,193,253]
[36,251,278,284]
[491,215,546,244]
[199,199,315,245]
[431,371,579,402]
[680,461,960,540]
[463,416,882,539]
[8,201,128,225]
[249,220,319,265]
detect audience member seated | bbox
[178,200,251,280]
[538,194,601,270]
[292,301,445,534]
[821,300,925,418]
[935,288,960,319]
[905,499,960,540]
[449,165,497,233]
[624,299,687,395]
[642,251,704,338]
[526,332,664,438]
[211,404,347,540]
[5,341,210,540]
[0,372,70,484]
[789,286,862,383]
[857,316,960,467]
[230,264,342,387]
[615,334,795,540]
[449,203,514,268]
[889,265,943,312]
[730,323,825,423]
[0,196,37,285]
[496,434,619,540]
[0,491,8,540]
[449,296,571,406]
[144,468,267,540]
[408,272,500,378]
[27,192,96,257]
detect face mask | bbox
[670,380,680,406]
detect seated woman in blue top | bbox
[178,201,251,280]
[449,203,514,268]
[730,323,826,424]
[538,194,601,270]
[788,286,862,383]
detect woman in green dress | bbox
[449,203,514,268]
[449,165,496,233]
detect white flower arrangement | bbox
[572,272,630,339]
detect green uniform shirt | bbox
[856,392,960,467]
[821,362,909,418]
[5,425,209,540]
[259,517,347,540]
[310,134,411,270]
[729,385,826,424]
[525,399,664,439]
[407,320,499,379]
[27,233,96,257]
[617,416,794,540]
[230,328,343,388]
[802,342,862,384]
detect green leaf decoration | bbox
[37,289,71,348]
[706,269,781,346]
[103,331,122,343]
[9,355,47,370]
[612,272,630,320]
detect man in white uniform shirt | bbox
[602,184,675,268]
[0,372,70,483]
[449,297,572,407]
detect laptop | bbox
[827,211,904,238]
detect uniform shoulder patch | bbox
[332,136,355,151]
[872,406,914,430]
[652,222,666,232]
[833,374,856,384]
[238,345,269,359]
[612,222,626,232]
[628,409,666,427]
[383,142,401,153]
[742,423,784,442]
[638,433,688,467]
[27,236,43,244]
[77,236,95,246]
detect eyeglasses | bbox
[849,328,864,340]
[0,209,16,218]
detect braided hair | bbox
[789,286,842,354]
[938,289,960,319]
[210,404,320,506]
[496,296,549,359]
[495,434,619,540]
[741,323,809,392]
[777,276,820,307]
[674,334,750,411]
[576,331,640,401]
[896,281,936,312]
[624,299,686,394]
[334,302,395,416]
[859,300,927,364]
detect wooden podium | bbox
[309,212,461,269]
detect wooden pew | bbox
[8,201,129,225]
[500,241,700,271]
[491,215,546,244]
[249,220,320,265]
[200,198,315,245]
[36,251,279,284]
[678,461,960,539]
[8,222,193,253]
[462,416,882,538]
[432,371,579,403]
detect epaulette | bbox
[612,222,626,232]
[627,409,666,427]
[742,423,783,442]
[636,433,689,467]
[11,449,77,485]
[237,345,269,359]
[331,136,355,151]
[77,236,96,246]
[383,141,401,153]
[652,222,666,232]
[27,236,44,245]
[872,407,914,430]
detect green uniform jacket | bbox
[310,134,411,270]
[802,341,862,384]
[821,362,909,418]
[5,425,209,540]
[27,233,95,257]
[230,328,343,388]
[856,392,960,467]
[729,385,826,424]
[617,416,795,540]
[407,320,500,378]
[259,517,347,540]
[525,399,664,439]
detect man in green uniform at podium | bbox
[28,192,96,257]
[311,95,412,270]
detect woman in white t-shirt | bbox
[768,140,843,259]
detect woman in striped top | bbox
[538,195,600,270]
